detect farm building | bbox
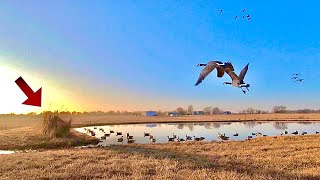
[142,111,158,116]
[193,111,205,115]
[167,112,178,116]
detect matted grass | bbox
[1,135,320,179]
[0,126,99,150]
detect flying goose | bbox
[195,61,234,86]
[223,62,250,94]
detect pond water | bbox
[0,150,15,155]
[74,122,320,145]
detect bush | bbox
[42,111,72,138]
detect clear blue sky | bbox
[0,0,319,113]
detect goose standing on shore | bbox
[223,62,250,94]
[195,61,234,86]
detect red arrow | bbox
[15,76,42,107]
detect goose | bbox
[90,132,96,136]
[193,136,201,141]
[218,133,229,140]
[186,135,193,140]
[284,131,288,134]
[149,135,154,139]
[150,138,156,143]
[117,136,124,142]
[200,137,205,140]
[195,61,234,86]
[247,136,253,139]
[316,131,319,134]
[233,133,239,136]
[292,76,299,80]
[93,127,97,130]
[127,139,135,144]
[126,133,133,139]
[220,9,223,13]
[292,131,298,135]
[101,136,106,140]
[301,131,307,135]
[104,133,110,137]
[144,132,150,137]
[295,79,304,82]
[110,130,114,134]
[99,128,104,131]
[167,136,175,142]
[116,132,122,136]
[251,133,255,136]
[177,137,185,142]
[235,16,238,19]
[263,134,268,137]
[172,133,177,139]
[223,62,250,94]
[242,8,246,12]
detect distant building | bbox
[224,111,232,115]
[193,111,205,115]
[167,112,178,116]
[143,111,158,116]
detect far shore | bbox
[2,113,320,130]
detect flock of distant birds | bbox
[84,127,319,144]
[219,8,251,21]
[292,73,304,83]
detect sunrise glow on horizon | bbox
[1,1,320,114]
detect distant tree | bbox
[274,122,288,130]
[187,105,194,115]
[211,107,222,114]
[27,112,37,115]
[203,107,212,115]
[176,107,186,115]
[273,106,287,113]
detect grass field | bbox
[1,135,320,179]
[1,114,320,179]
[2,113,320,130]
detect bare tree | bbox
[203,107,212,115]
[187,105,194,115]
[273,106,287,113]
[211,107,222,114]
[176,107,186,115]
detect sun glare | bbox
[0,58,85,114]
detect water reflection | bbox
[74,122,320,146]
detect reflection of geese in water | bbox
[127,139,135,144]
[117,136,124,142]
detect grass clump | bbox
[42,111,71,138]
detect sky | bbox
[0,0,319,114]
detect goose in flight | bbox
[195,61,234,86]
[223,63,250,94]
[295,79,304,82]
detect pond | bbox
[74,122,320,146]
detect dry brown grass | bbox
[1,135,320,179]
[2,113,320,130]
[0,126,99,150]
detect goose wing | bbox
[216,66,225,78]
[225,70,240,81]
[195,64,217,86]
[239,63,249,81]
